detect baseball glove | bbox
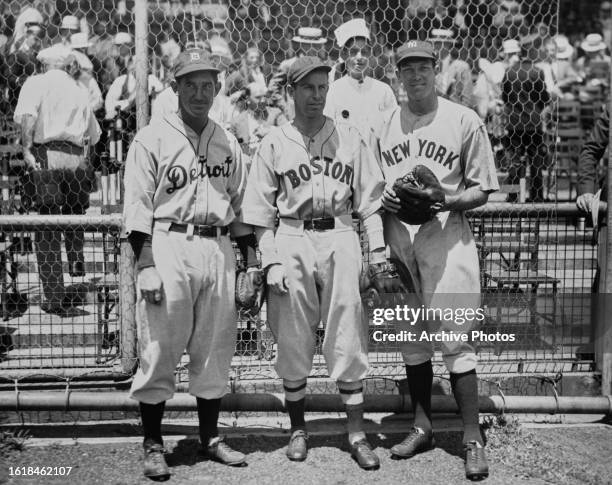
[235,266,265,317]
[392,165,445,225]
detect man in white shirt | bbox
[14,45,101,316]
[324,18,398,141]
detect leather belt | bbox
[302,218,336,231]
[168,222,228,238]
[36,141,84,156]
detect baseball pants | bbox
[267,215,368,382]
[385,211,480,373]
[129,223,237,404]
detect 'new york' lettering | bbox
[381,138,459,170]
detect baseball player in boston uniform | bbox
[242,56,401,470]
[123,49,259,479]
[324,18,397,141]
[376,41,499,480]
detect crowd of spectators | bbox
[0,0,610,203]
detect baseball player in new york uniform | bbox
[324,19,397,142]
[123,49,259,479]
[375,41,498,480]
[242,56,401,470]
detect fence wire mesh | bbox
[0,0,608,395]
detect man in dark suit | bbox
[501,34,551,202]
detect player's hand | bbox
[266,263,289,295]
[576,193,594,213]
[138,266,164,304]
[381,185,401,213]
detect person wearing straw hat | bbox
[324,18,397,142]
[553,35,582,97]
[576,33,611,84]
[429,28,474,109]
[54,15,80,47]
[124,48,256,478]
[13,45,100,315]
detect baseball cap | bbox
[286,56,331,84]
[173,49,220,78]
[395,40,437,65]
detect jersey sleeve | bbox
[382,83,399,112]
[240,135,279,228]
[352,130,385,219]
[460,115,499,193]
[122,134,158,236]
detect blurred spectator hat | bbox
[185,40,211,51]
[70,33,91,49]
[292,27,327,45]
[173,49,220,78]
[429,29,455,44]
[114,32,133,45]
[502,39,520,54]
[396,40,436,65]
[209,37,234,64]
[60,15,80,31]
[581,33,606,52]
[37,44,76,68]
[519,32,540,48]
[334,19,370,48]
[287,55,331,84]
[555,35,574,59]
[18,8,44,34]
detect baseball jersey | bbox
[123,111,247,236]
[13,69,101,146]
[376,97,498,197]
[324,75,397,139]
[241,117,384,228]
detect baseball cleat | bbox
[390,427,435,458]
[142,440,170,480]
[350,438,380,470]
[464,441,489,480]
[204,437,246,466]
[286,429,308,461]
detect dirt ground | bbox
[1,417,612,485]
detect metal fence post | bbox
[134,0,149,130]
[601,77,612,395]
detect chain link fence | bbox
[0,1,608,396]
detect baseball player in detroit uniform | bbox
[123,49,259,479]
[242,56,401,469]
[376,40,498,480]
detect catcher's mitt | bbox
[235,266,265,316]
[392,165,445,225]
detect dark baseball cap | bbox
[395,40,437,66]
[173,48,220,78]
[287,56,331,84]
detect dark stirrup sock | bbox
[140,401,166,445]
[197,397,221,445]
[450,369,483,446]
[405,360,433,432]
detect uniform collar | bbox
[164,110,216,141]
[281,116,335,146]
[345,75,371,88]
